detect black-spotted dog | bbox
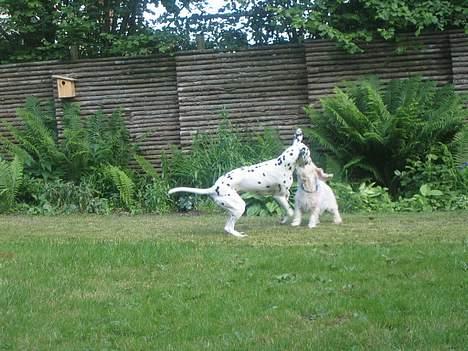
[169,129,311,237]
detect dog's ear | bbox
[293,128,303,144]
[298,166,316,193]
[316,168,333,181]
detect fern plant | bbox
[0,156,24,211]
[1,97,65,180]
[1,98,134,183]
[453,125,468,166]
[305,77,466,195]
[61,102,90,182]
[103,165,135,210]
[87,109,131,167]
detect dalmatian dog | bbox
[291,162,342,228]
[169,129,311,237]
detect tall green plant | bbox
[305,77,466,194]
[0,156,23,211]
[61,102,90,182]
[164,118,284,189]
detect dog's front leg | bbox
[291,205,302,226]
[308,207,321,228]
[274,195,294,224]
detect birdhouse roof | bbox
[52,75,76,81]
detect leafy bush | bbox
[242,193,284,217]
[305,77,466,195]
[332,181,394,213]
[18,177,110,214]
[395,144,468,211]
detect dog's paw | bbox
[291,220,300,227]
[226,229,248,238]
[280,217,289,225]
[307,223,317,229]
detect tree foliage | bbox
[1,0,466,61]
[274,0,467,52]
[0,0,191,63]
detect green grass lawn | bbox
[1,212,467,350]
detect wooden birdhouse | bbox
[52,75,76,98]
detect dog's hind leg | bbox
[331,207,342,225]
[213,189,247,237]
[274,195,294,224]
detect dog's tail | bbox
[168,186,215,196]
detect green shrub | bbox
[395,144,468,211]
[332,181,394,213]
[242,193,284,217]
[305,77,466,195]
[18,177,110,214]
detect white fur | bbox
[169,129,311,237]
[291,163,342,228]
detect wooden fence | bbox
[0,31,466,167]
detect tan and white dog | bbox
[292,163,342,228]
[169,129,311,237]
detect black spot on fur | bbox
[215,186,220,196]
[266,185,270,188]
[277,157,283,166]
[258,181,261,184]
[221,202,225,206]
[262,173,266,177]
